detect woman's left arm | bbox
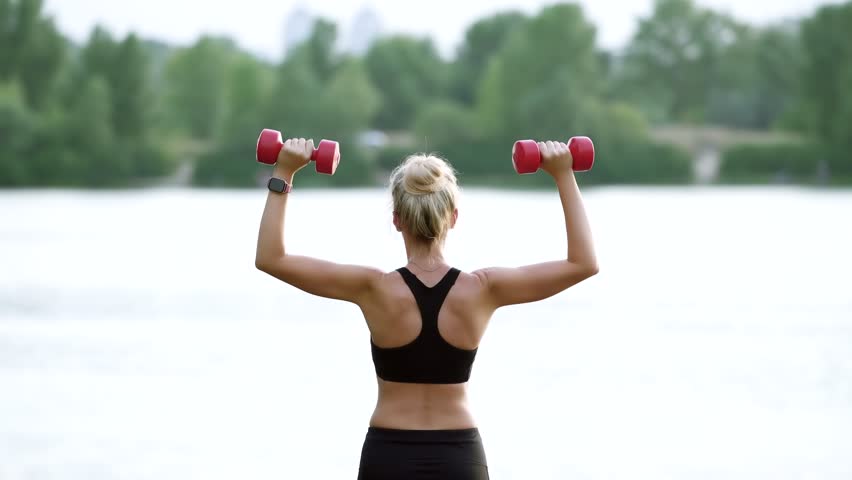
[255,138,383,303]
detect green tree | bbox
[365,36,447,129]
[476,4,600,140]
[801,2,852,173]
[299,19,338,83]
[0,0,9,76]
[319,59,380,139]
[410,101,490,178]
[78,28,153,137]
[266,54,324,136]
[451,11,526,105]
[619,0,741,122]
[111,34,153,138]
[704,23,802,129]
[72,27,173,181]
[0,82,36,185]
[0,0,66,109]
[194,54,273,186]
[61,75,122,185]
[223,54,274,138]
[79,26,117,79]
[414,101,478,148]
[751,25,803,129]
[163,36,232,139]
[265,19,343,136]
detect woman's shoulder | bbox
[451,269,489,300]
[457,269,486,286]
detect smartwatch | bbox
[267,177,292,194]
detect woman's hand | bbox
[274,138,314,178]
[538,141,574,178]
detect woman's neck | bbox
[404,238,446,272]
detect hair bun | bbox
[389,154,459,242]
[402,156,446,195]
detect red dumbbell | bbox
[512,137,595,174]
[256,129,340,175]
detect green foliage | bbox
[79,27,117,82]
[612,0,805,131]
[320,59,380,139]
[584,140,693,185]
[800,2,852,174]
[266,47,324,136]
[221,54,273,137]
[428,139,509,179]
[0,82,37,185]
[193,142,261,188]
[414,101,478,147]
[70,28,175,182]
[411,101,501,178]
[7,23,176,185]
[719,142,825,183]
[111,34,154,138]
[0,0,66,109]
[61,75,122,185]
[365,36,448,129]
[194,54,273,187]
[376,146,415,172]
[3,0,852,187]
[450,11,526,105]
[321,146,375,187]
[619,0,742,123]
[163,36,232,139]
[705,23,803,129]
[582,104,652,184]
[300,19,338,83]
[475,4,600,140]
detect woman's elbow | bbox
[255,257,269,272]
[255,254,276,272]
[585,262,600,278]
[255,252,290,274]
[255,243,286,271]
[566,259,599,280]
[570,261,598,282]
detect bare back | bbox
[360,268,494,429]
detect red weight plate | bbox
[568,136,595,172]
[512,140,541,174]
[314,140,340,175]
[256,129,283,165]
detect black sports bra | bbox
[370,267,478,384]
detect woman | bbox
[255,138,598,479]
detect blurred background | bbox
[1,0,851,478]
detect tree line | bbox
[1,0,850,187]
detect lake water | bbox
[1,187,851,479]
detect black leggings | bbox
[357,427,490,479]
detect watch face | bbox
[268,177,288,193]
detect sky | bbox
[43,0,842,59]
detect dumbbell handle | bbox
[512,136,595,174]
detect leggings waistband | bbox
[366,426,481,443]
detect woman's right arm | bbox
[474,141,598,308]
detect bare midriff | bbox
[369,379,476,430]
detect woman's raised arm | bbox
[254,138,383,304]
[474,141,598,308]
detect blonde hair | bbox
[390,154,459,243]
